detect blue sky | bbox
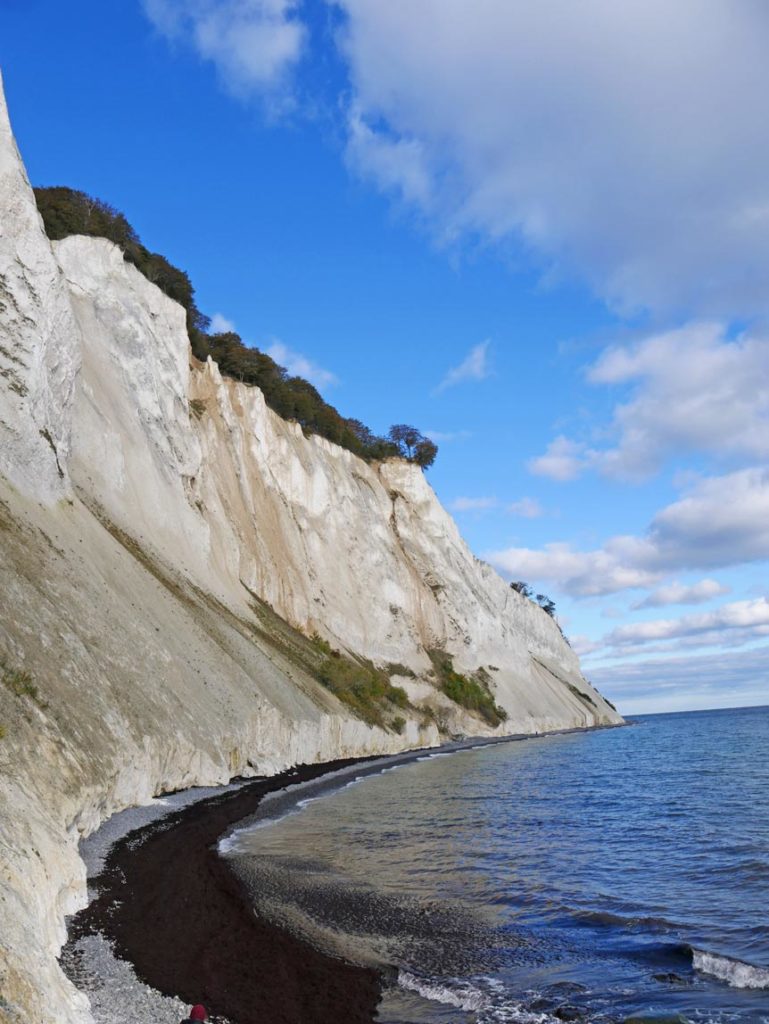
[2,1,768,714]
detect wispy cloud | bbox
[528,436,586,482]
[507,497,543,519]
[423,428,471,443]
[587,644,769,715]
[570,635,604,657]
[346,103,433,206]
[604,597,769,651]
[601,606,626,620]
[632,578,730,610]
[487,467,769,597]
[434,341,490,394]
[333,2,769,319]
[265,340,338,390]
[530,323,769,483]
[210,311,236,334]
[451,495,543,516]
[142,0,305,105]
[451,496,497,512]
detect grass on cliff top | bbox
[247,595,411,729]
[428,649,508,728]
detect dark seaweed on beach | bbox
[63,757,384,1024]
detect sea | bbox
[223,706,769,1024]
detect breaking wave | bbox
[398,972,557,1023]
[692,949,769,990]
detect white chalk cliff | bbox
[0,74,622,1024]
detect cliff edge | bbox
[0,73,621,1024]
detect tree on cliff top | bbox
[33,186,438,470]
[388,425,438,469]
[510,580,557,618]
[510,580,533,598]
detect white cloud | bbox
[587,644,769,714]
[606,622,769,663]
[507,497,543,519]
[332,1,769,318]
[265,340,338,390]
[592,323,769,479]
[451,496,497,512]
[450,494,543,516]
[570,635,604,657]
[487,467,769,596]
[632,578,730,610]
[142,0,305,100]
[488,540,660,597]
[346,104,433,206]
[210,311,236,334]
[605,597,769,649]
[592,624,769,661]
[648,467,769,569]
[531,323,769,482]
[434,341,490,394]
[528,436,586,481]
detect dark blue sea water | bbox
[227,707,769,1024]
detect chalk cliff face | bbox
[0,74,621,1024]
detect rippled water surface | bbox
[229,707,769,1023]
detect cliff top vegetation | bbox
[33,186,437,469]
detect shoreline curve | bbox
[64,727,624,1024]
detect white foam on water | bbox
[218,807,299,852]
[690,1011,744,1024]
[397,971,557,1023]
[218,818,271,853]
[692,949,769,990]
[398,971,491,1011]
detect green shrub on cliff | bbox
[250,603,411,730]
[428,649,507,727]
[34,186,437,469]
[317,651,411,727]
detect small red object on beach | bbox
[189,1006,207,1022]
